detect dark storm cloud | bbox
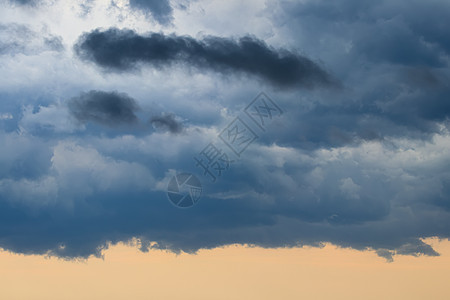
[128,0,173,24]
[0,117,449,260]
[278,0,450,67]
[74,28,335,89]
[272,75,450,151]
[0,173,449,259]
[68,90,140,126]
[150,113,183,134]
[263,0,450,150]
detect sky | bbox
[0,238,450,300]
[0,0,450,298]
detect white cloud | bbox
[340,177,361,199]
[0,112,13,120]
[20,103,80,133]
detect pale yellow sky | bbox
[0,238,449,300]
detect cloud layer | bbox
[0,0,449,261]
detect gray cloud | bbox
[68,90,140,127]
[275,0,450,67]
[262,0,450,151]
[150,113,183,134]
[128,0,173,24]
[0,121,449,260]
[0,23,64,55]
[74,28,336,89]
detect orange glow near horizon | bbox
[0,238,449,300]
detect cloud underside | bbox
[0,131,448,261]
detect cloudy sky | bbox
[1,0,450,284]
